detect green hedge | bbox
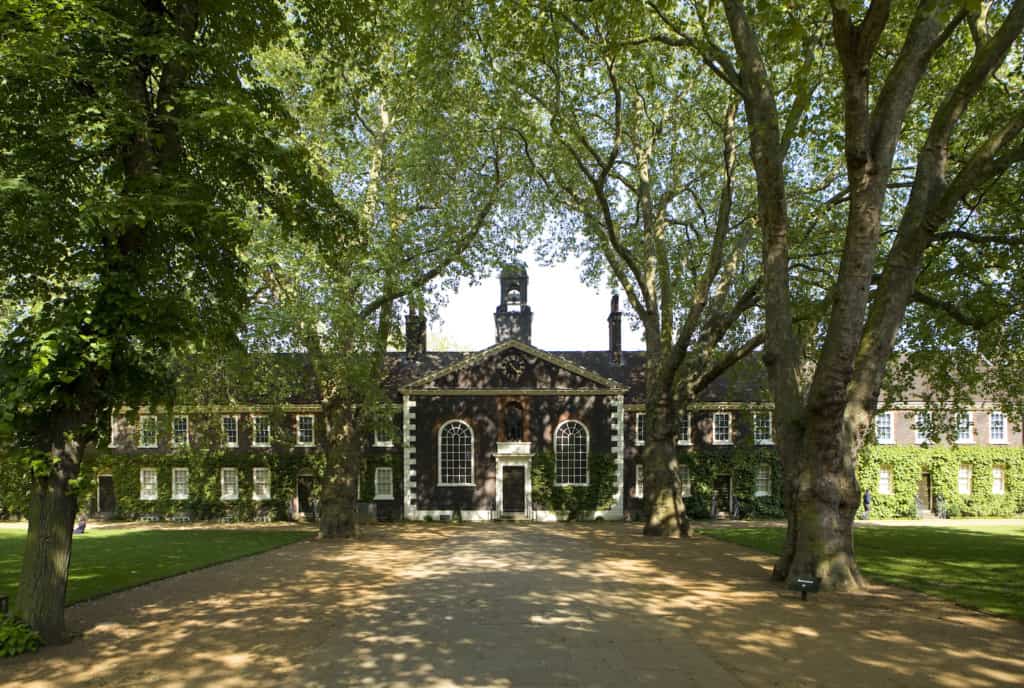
[679,447,784,519]
[82,450,325,521]
[859,445,1024,518]
[531,451,617,517]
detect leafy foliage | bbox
[530,452,617,517]
[0,615,43,658]
[679,447,784,519]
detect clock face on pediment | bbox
[498,353,528,383]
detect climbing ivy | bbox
[858,445,1024,519]
[678,447,784,519]
[531,451,617,518]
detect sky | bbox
[426,252,646,352]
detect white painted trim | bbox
[677,412,692,446]
[437,419,475,487]
[171,467,189,500]
[989,411,1008,444]
[553,419,589,486]
[296,414,316,447]
[634,464,644,499]
[373,427,395,448]
[374,466,394,500]
[874,411,895,444]
[992,465,1006,495]
[956,412,975,444]
[914,412,930,444]
[712,411,733,446]
[495,455,531,518]
[221,467,239,501]
[222,414,240,448]
[753,411,774,446]
[252,415,271,447]
[171,415,189,448]
[403,397,417,519]
[252,466,271,501]
[634,412,645,446]
[877,466,893,495]
[139,467,158,501]
[754,463,771,497]
[138,414,158,448]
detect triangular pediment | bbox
[400,340,626,394]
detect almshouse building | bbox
[99,264,1023,522]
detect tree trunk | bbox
[319,403,361,539]
[14,438,84,644]
[643,399,690,537]
[772,413,865,590]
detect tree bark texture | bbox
[14,436,84,644]
[319,404,361,539]
[643,393,691,537]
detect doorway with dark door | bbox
[713,475,732,517]
[917,472,933,515]
[502,465,526,514]
[297,474,316,520]
[97,475,116,516]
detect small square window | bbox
[221,467,239,501]
[172,415,189,447]
[874,412,894,444]
[140,467,158,501]
[297,415,315,446]
[753,412,773,445]
[172,467,189,500]
[374,467,394,500]
[139,415,158,448]
[635,413,646,446]
[253,416,271,447]
[253,467,271,501]
[713,412,732,445]
[990,412,1007,444]
[677,413,691,446]
[222,415,239,448]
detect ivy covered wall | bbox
[677,447,784,519]
[531,451,617,517]
[858,445,1024,518]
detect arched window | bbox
[554,420,588,485]
[439,420,474,486]
[506,287,522,312]
[504,402,524,442]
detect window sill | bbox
[373,442,395,448]
[225,443,239,449]
[554,482,589,487]
[876,440,895,445]
[955,440,976,445]
[253,443,271,448]
[754,440,774,446]
[375,494,394,501]
[221,496,239,501]
[676,441,691,446]
[438,483,475,487]
[754,491,770,498]
[990,439,1008,445]
[172,495,188,501]
[140,496,158,502]
[712,441,733,446]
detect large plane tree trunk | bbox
[14,426,87,644]
[643,394,690,537]
[319,402,362,539]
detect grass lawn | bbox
[705,523,1024,621]
[0,527,312,606]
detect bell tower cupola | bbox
[494,262,533,344]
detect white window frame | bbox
[712,412,732,446]
[172,467,189,500]
[373,427,394,448]
[992,465,1006,495]
[958,464,972,495]
[252,467,271,501]
[878,467,893,495]
[171,415,189,448]
[635,412,646,446]
[221,467,239,501]
[635,464,644,499]
[296,414,315,446]
[989,412,1007,444]
[374,466,394,500]
[755,463,771,497]
[139,414,158,448]
[554,419,590,486]
[438,420,475,487]
[222,414,240,448]
[956,412,975,444]
[753,412,773,446]
[253,415,271,448]
[677,413,692,446]
[140,467,158,501]
[677,464,692,497]
[914,412,930,444]
[874,411,895,444]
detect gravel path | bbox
[3,523,1022,687]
